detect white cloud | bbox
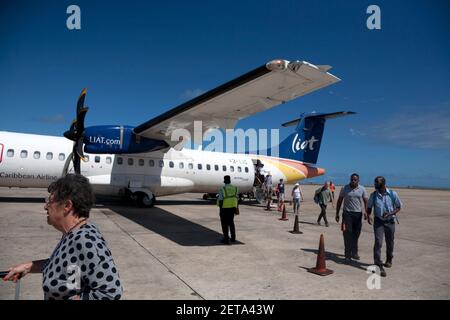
[366,110,450,149]
[350,128,366,137]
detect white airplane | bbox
[0,59,353,207]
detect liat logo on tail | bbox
[291,133,319,153]
[276,111,355,164]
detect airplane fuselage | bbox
[0,131,324,198]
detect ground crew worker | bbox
[335,173,368,262]
[217,175,239,245]
[366,176,402,277]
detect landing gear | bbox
[202,193,218,201]
[124,188,156,207]
[137,192,155,208]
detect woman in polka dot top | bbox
[4,174,123,300]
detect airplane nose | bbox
[317,167,325,176]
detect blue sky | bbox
[1,1,449,188]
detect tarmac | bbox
[0,185,449,300]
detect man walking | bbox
[316,182,333,227]
[366,176,402,277]
[277,179,285,211]
[217,175,239,245]
[330,181,336,200]
[292,183,303,215]
[335,174,368,262]
[264,172,273,211]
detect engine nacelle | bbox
[83,125,169,154]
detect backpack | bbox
[313,187,323,204]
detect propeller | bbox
[63,88,89,175]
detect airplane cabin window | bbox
[128,158,134,166]
[7,149,14,157]
[139,159,144,166]
[215,165,219,171]
[117,157,123,165]
[179,162,184,169]
[222,165,227,172]
[106,157,112,164]
[169,161,174,168]
[149,159,155,167]
[59,153,65,161]
[245,167,249,173]
[95,156,101,163]
[159,160,164,167]
[198,164,202,170]
[188,163,193,169]
[20,150,28,158]
[230,166,234,172]
[206,164,211,170]
[238,166,242,173]
[46,152,53,160]
[33,151,40,159]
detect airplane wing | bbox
[133,59,340,144]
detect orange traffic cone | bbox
[308,234,333,276]
[290,214,302,234]
[279,203,288,221]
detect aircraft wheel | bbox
[137,192,155,208]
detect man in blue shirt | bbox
[366,176,402,277]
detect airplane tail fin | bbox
[275,111,355,164]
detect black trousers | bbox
[220,208,236,241]
[318,204,328,224]
[342,211,362,258]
